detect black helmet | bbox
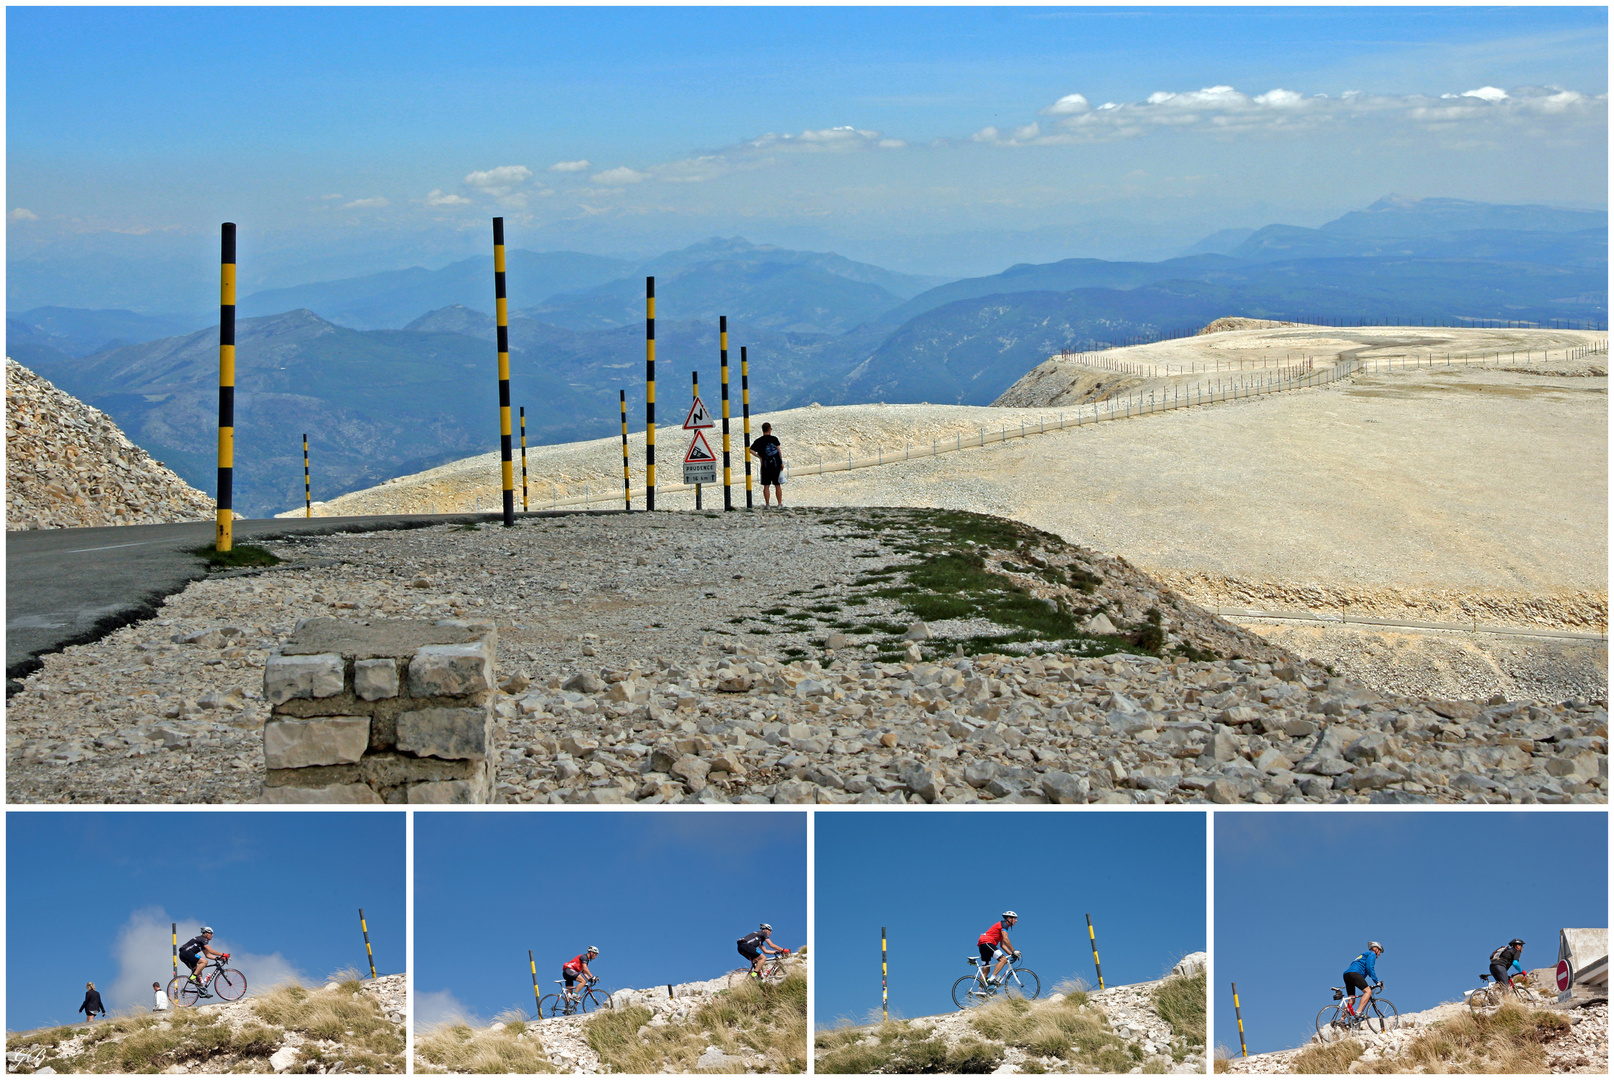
[1509,938,1525,947]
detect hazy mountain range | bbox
[10,196,1605,515]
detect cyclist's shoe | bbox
[198,991,214,999]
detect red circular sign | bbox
[1556,960,1572,992]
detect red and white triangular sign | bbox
[684,429,717,463]
[682,397,714,429]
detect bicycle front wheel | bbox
[952,975,990,1010]
[1362,999,1397,1034]
[213,969,247,1002]
[1315,1005,1344,1043]
[763,962,788,985]
[1006,968,1040,1000]
[578,990,606,1014]
[178,978,204,1008]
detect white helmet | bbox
[1368,941,1383,952]
[760,923,773,932]
[586,946,599,957]
[1002,911,1018,920]
[200,926,214,935]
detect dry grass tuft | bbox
[1362,1000,1570,1074]
[1290,1037,1366,1074]
[585,969,807,1073]
[414,1023,556,1074]
[1153,971,1206,1049]
[814,1020,1003,1074]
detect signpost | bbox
[1557,959,1572,994]
[684,389,717,488]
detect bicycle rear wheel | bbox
[1363,999,1397,1034]
[539,994,565,1018]
[213,968,247,1002]
[1315,1005,1345,1043]
[178,978,204,1008]
[166,976,183,1003]
[1468,985,1496,1012]
[1006,968,1040,1000]
[952,975,991,1010]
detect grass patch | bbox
[965,993,1140,1069]
[251,982,403,1058]
[1153,972,1205,1047]
[761,606,790,616]
[1359,1000,1569,1074]
[415,1023,555,1074]
[189,543,283,569]
[1290,1038,1366,1074]
[585,970,806,1073]
[816,1020,1003,1074]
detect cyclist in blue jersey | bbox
[1343,941,1384,1019]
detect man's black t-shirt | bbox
[738,930,769,951]
[751,435,781,466]
[1490,944,1522,967]
[179,935,209,957]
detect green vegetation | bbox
[815,1022,1003,1074]
[1356,1000,1569,1074]
[189,543,283,569]
[1153,972,1206,1050]
[583,969,807,1073]
[415,1022,556,1074]
[966,994,1141,1071]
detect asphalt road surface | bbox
[4,512,550,692]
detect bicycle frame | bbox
[953,953,1040,1010]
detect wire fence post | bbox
[1232,982,1248,1057]
[359,908,377,979]
[492,217,514,527]
[881,926,889,1025]
[1086,913,1104,989]
[216,222,235,552]
[530,950,542,1021]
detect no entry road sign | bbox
[684,429,718,484]
[1557,960,1572,993]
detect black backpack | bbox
[759,439,781,464]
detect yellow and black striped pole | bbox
[645,277,656,511]
[303,434,311,517]
[881,926,888,1024]
[620,390,631,510]
[1086,914,1104,989]
[216,222,236,551]
[692,369,701,510]
[1232,982,1248,1057]
[719,317,732,511]
[529,950,542,1020]
[492,218,515,526]
[359,908,376,979]
[740,346,753,508]
[172,923,178,979]
[519,407,528,512]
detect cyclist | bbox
[1489,938,1525,991]
[560,947,599,1011]
[1342,941,1384,1020]
[737,923,789,978]
[179,926,228,998]
[978,911,1020,985]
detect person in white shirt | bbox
[153,980,169,1011]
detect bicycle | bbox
[1315,984,1397,1042]
[951,952,1041,1010]
[729,949,794,987]
[540,975,606,1017]
[1469,971,1535,1011]
[169,955,247,1007]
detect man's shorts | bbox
[978,943,1001,965]
[760,465,782,486]
[1343,971,1371,994]
[738,943,761,961]
[180,952,200,970]
[562,967,581,987]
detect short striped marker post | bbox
[692,369,702,510]
[1086,914,1104,989]
[172,923,178,979]
[719,317,732,510]
[216,223,236,552]
[359,908,377,979]
[529,951,542,1021]
[620,390,631,510]
[881,926,889,1024]
[519,407,529,512]
[492,218,515,527]
[1232,982,1248,1057]
[740,347,753,508]
[645,277,657,511]
[302,434,311,517]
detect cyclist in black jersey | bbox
[178,927,227,996]
[737,923,789,978]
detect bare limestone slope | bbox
[3,974,405,1074]
[6,357,215,530]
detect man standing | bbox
[153,981,170,1012]
[748,423,784,507]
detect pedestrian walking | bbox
[79,981,106,1022]
[748,422,784,507]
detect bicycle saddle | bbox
[966,957,979,964]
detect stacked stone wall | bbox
[261,617,498,803]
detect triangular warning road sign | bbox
[682,397,714,429]
[684,429,717,463]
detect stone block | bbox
[263,716,371,769]
[260,783,382,804]
[408,641,493,697]
[264,652,344,705]
[397,706,492,760]
[354,658,400,701]
[408,780,481,804]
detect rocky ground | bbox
[5,357,216,530]
[7,508,1602,805]
[1222,995,1606,1074]
[3,974,405,1074]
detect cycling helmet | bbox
[1002,911,1018,920]
[1367,941,1383,951]
[587,946,599,956]
[200,926,214,935]
[760,923,773,932]
[1509,939,1525,947]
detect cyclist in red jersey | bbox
[561,946,599,1007]
[977,911,1019,984]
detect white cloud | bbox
[1043,93,1090,116]
[464,165,533,197]
[592,166,648,185]
[9,207,38,221]
[320,194,344,201]
[548,159,591,172]
[424,189,472,206]
[416,988,482,1031]
[342,197,388,209]
[110,908,310,1015]
[1462,86,1510,102]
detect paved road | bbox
[4,512,525,691]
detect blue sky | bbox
[6,5,1606,300]
[5,812,405,1032]
[814,810,1206,1028]
[413,811,807,1028]
[1215,811,1609,1056]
